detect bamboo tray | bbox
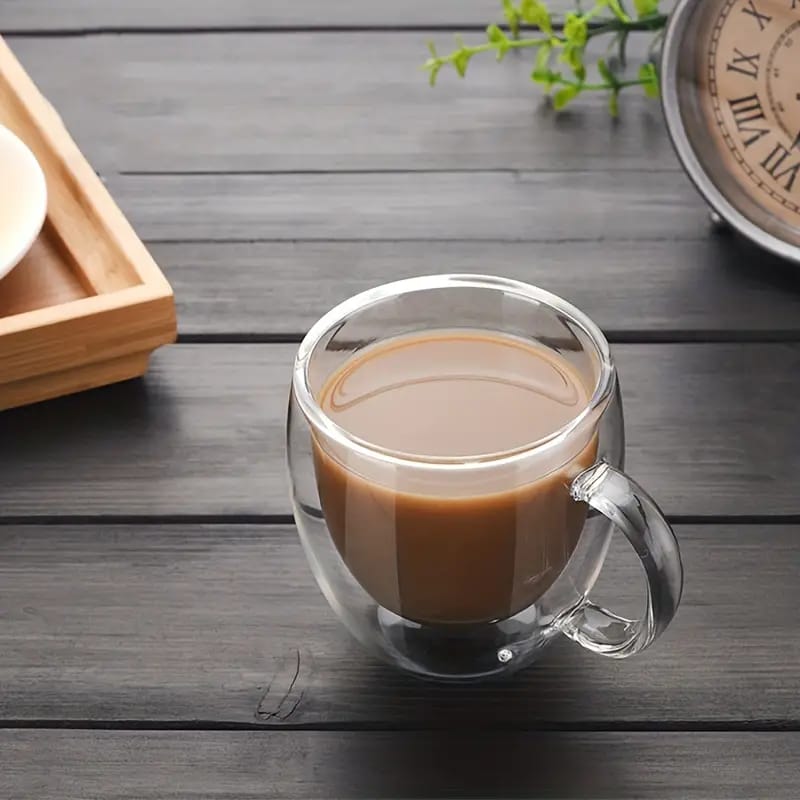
[0,36,176,411]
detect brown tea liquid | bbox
[313,331,597,625]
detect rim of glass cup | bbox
[293,274,616,470]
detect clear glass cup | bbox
[288,275,683,681]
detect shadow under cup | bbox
[290,275,625,679]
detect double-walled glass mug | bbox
[287,275,683,681]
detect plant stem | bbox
[565,77,650,90]
[424,1,667,111]
[439,34,551,63]
[584,12,668,33]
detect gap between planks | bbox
[171,332,800,345]
[3,514,800,526]
[0,20,607,37]
[1,719,800,733]
[117,168,685,177]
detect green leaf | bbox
[531,64,561,94]
[425,59,442,87]
[487,23,511,60]
[502,0,521,37]
[638,61,660,97]
[553,83,580,110]
[596,57,614,85]
[633,0,659,17]
[487,23,505,43]
[452,50,471,77]
[427,41,438,58]
[520,0,553,33]
[608,88,620,116]
[531,42,552,81]
[601,0,632,22]
[560,43,585,77]
[563,12,588,46]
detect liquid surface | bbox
[319,331,590,458]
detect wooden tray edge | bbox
[0,289,176,386]
[0,350,153,411]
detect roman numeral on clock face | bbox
[728,94,770,147]
[727,48,760,78]
[742,0,772,30]
[761,143,800,191]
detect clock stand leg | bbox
[708,208,731,233]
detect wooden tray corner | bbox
[0,36,177,410]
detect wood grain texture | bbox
[2,730,798,799]
[0,523,798,725]
[0,0,625,31]
[154,240,800,337]
[7,33,673,173]
[2,343,800,516]
[0,234,87,317]
[0,345,287,516]
[104,171,705,242]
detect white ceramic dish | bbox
[0,123,48,282]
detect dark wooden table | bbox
[3,2,800,797]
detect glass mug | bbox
[287,275,683,681]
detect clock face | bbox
[666,0,800,253]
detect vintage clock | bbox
[661,0,800,263]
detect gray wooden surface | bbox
[1,523,798,725]
[8,34,672,173]
[2,0,799,796]
[1,731,797,799]
[3,344,800,517]
[154,241,800,338]
[101,172,704,242]
[2,1,583,31]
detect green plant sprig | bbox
[423,0,666,115]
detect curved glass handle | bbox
[562,462,683,659]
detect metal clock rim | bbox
[660,0,800,266]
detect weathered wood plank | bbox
[1,730,797,799]
[0,1,630,31]
[0,523,798,724]
[1,343,800,516]
[0,345,284,517]
[154,240,800,337]
[7,33,672,173]
[103,171,703,242]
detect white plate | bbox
[0,124,48,282]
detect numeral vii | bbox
[728,94,770,147]
[742,0,772,30]
[727,48,760,79]
[761,143,800,191]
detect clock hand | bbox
[794,96,800,151]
